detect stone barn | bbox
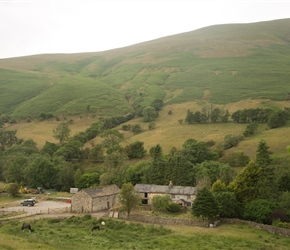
[134,181,196,207]
[71,184,120,213]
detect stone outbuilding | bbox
[71,184,120,213]
[134,181,196,207]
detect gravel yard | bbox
[1,200,71,216]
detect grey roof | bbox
[82,184,120,198]
[134,184,196,195]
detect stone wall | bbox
[71,191,92,213]
[222,218,290,238]
[118,213,290,238]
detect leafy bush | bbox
[243,199,275,224]
[152,195,171,213]
[166,203,181,213]
[272,219,290,229]
[223,134,244,150]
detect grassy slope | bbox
[1,217,290,250]
[0,19,290,119]
[6,99,290,161]
[1,18,290,158]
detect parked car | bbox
[20,199,35,206]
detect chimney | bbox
[169,180,173,188]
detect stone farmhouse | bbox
[134,181,196,207]
[71,184,120,213]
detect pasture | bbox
[1,215,290,249]
[6,99,290,159]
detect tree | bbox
[57,163,76,192]
[267,110,288,129]
[7,183,19,197]
[181,138,218,164]
[4,153,29,183]
[185,110,194,124]
[53,122,71,144]
[41,141,60,156]
[278,191,290,218]
[278,172,290,192]
[25,155,58,189]
[142,106,158,122]
[75,173,100,189]
[229,161,262,203]
[220,152,250,167]
[118,183,140,216]
[101,129,124,154]
[191,187,220,223]
[210,108,221,123]
[243,199,274,224]
[223,134,244,150]
[256,139,271,166]
[213,191,242,218]
[88,144,104,163]
[131,124,142,134]
[0,130,18,151]
[243,122,259,137]
[152,195,171,213]
[151,99,164,111]
[149,144,163,162]
[53,140,83,162]
[211,179,228,192]
[124,141,146,159]
[124,161,151,185]
[167,152,195,186]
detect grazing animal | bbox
[101,221,105,226]
[91,225,100,231]
[21,223,32,233]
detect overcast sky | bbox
[0,0,290,59]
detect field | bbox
[6,99,290,160]
[1,215,290,249]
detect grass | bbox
[1,19,290,159]
[0,211,25,219]
[6,99,290,159]
[0,216,290,249]
[0,19,290,120]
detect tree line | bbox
[185,107,290,129]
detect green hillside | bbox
[0,18,290,120]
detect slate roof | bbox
[82,184,120,198]
[134,184,196,195]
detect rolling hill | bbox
[0,18,290,119]
[1,18,290,158]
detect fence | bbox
[0,206,71,220]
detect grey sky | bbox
[0,0,290,59]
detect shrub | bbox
[166,203,181,213]
[148,122,156,130]
[152,195,171,213]
[7,183,19,197]
[272,219,290,229]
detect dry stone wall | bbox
[118,213,290,238]
[222,218,290,238]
